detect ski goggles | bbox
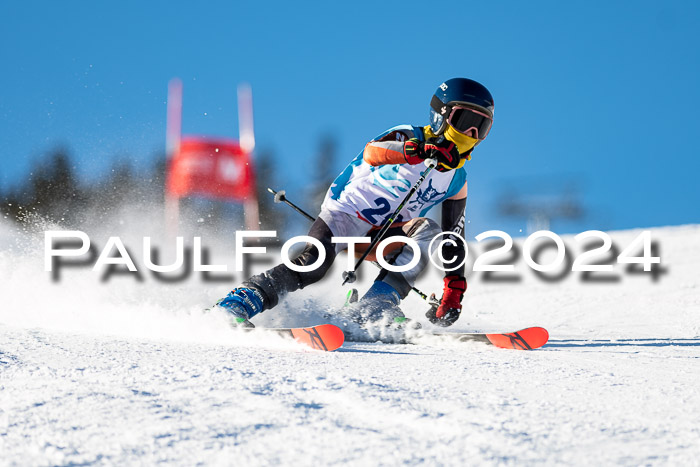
[431,96,493,140]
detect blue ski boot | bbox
[214,287,265,328]
[351,281,420,329]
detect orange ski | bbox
[244,324,345,351]
[289,324,345,351]
[484,327,549,350]
[432,326,549,350]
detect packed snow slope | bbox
[1,219,699,465]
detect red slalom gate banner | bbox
[166,137,255,201]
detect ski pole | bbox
[267,188,316,222]
[267,186,431,301]
[342,159,438,286]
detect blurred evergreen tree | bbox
[1,148,86,225]
[308,135,337,215]
[0,148,172,228]
[87,161,139,224]
[255,148,285,232]
[0,145,293,242]
[149,154,167,200]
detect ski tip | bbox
[291,324,345,351]
[315,324,345,351]
[485,326,549,350]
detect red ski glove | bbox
[425,275,467,327]
[403,138,425,164]
[403,137,461,172]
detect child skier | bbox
[214,78,494,328]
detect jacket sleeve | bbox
[362,129,415,166]
[362,140,408,166]
[440,195,467,277]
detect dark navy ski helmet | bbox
[429,78,495,136]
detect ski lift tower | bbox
[497,175,584,233]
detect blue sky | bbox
[1,0,699,236]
